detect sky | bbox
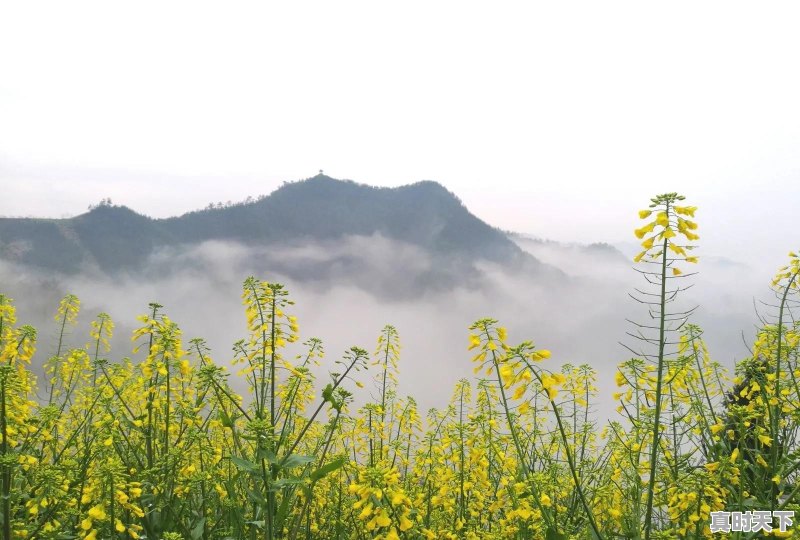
[1,1,798,271]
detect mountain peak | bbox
[81,203,145,220]
[306,172,338,183]
[282,175,452,195]
[407,179,450,191]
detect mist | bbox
[0,233,779,421]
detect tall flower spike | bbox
[631,193,699,540]
[634,193,699,274]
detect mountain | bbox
[511,234,628,262]
[510,234,629,279]
[0,175,542,293]
[166,176,523,262]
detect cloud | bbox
[0,233,776,421]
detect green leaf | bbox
[270,477,304,491]
[545,528,567,540]
[217,408,233,428]
[281,454,315,469]
[231,456,258,473]
[322,383,343,412]
[310,456,346,482]
[190,518,206,540]
[275,477,304,486]
[740,497,761,508]
[245,488,267,506]
[257,447,279,464]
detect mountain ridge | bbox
[0,175,535,282]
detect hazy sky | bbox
[1,1,798,269]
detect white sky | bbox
[1,1,798,271]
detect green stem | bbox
[524,361,605,540]
[770,268,798,509]
[644,211,670,539]
[1,374,9,540]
